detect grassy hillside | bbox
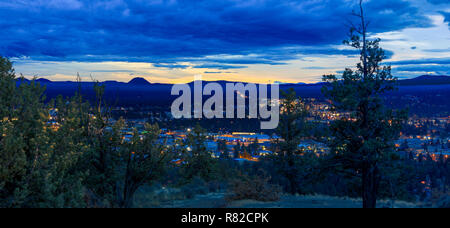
[156,193,418,208]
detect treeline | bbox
[0,58,166,207]
[0,58,239,208]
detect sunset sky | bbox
[1,0,449,84]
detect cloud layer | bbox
[0,0,433,64]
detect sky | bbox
[1,0,449,84]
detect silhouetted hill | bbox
[15,78,30,83]
[128,77,151,85]
[36,78,52,83]
[398,75,450,86]
[14,75,450,114]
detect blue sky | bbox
[1,0,449,83]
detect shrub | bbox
[432,187,450,208]
[180,176,209,199]
[435,195,450,208]
[225,172,282,202]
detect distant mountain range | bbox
[397,75,450,86]
[21,75,450,87]
[14,75,450,107]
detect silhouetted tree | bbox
[322,0,407,208]
[182,124,217,182]
[119,124,172,208]
[274,88,309,194]
[81,81,124,207]
[0,56,86,207]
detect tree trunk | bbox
[287,155,299,195]
[362,164,379,208]
[288,173,298,195]
[122,183,138,208]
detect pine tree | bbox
[119,123,172,208]
[36,95,88,208]
[81,81,125,207]
[322,1,407,208]
[0,56,86,207]
[274,88,309,194]
[182,124,217,182]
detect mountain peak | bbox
[128,77,151,85]
[415,75,449,80]
[36,78,52,83]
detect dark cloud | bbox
[428,0,450,5]
[302,66,336,70]
[193,64,247,70]
[389,57,450,75]
[423,48,450,53]
[387,58,450,66]
[0,0,433,65]
[440,11,450,25]
[204,71,234,74]
[89,70,136,73]
[152,63,189,69]
[394,64,450,74]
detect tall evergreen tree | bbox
[322,0,407,208]
[83,82,124,207]
[0,57,86,207]
[274,88,309,194]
